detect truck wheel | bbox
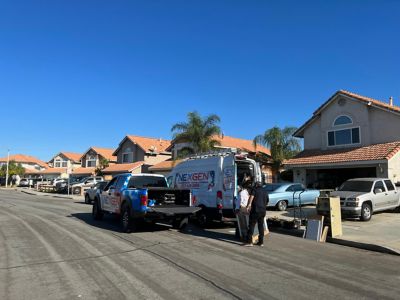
[92,199,103,220]
[121,204,135,233]
[277,200,288,211]
[360,202,372,221]
[85,194,91,204]
[172,217,188,230]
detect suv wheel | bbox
[85,194,91,204]
[73,187,81,195]
[360,202,372,221]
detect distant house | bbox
[48,152,81,168]
[72,147,117,177]
[0,154,47,172]
[155,135,274,181]
[285,90,400,188]
[110,135,171,174]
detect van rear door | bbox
[221,155,236,209]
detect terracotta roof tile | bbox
[148,160,184,171]
[126,135,171,153]
[71,167,96,175]
[102,162,144,173]
[284,141,400,166]
[60,152,82,162]
[0,154,48,168]
[82,147,117,162]
[213,135,271,156]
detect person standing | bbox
[244,181,269,247]
[235,185,250,240]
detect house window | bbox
[54,159,68,168]
[86,154,97,167]
[334,115,352,126]
[122,148,133,163]
[328,127,360,146]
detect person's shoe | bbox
[256,242,264,247]
[243,243,253,247]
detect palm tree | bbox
[253,126,301,170]
[171,111,222,156]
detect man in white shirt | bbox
[235,185,250,240]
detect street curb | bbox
[20,190,38,196]
[327,237,400,256]
[269,226,400,256]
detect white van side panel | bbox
[222,155,235,209]
[170,156,222,208]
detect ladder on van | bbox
[186,148,249,160]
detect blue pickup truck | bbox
[92,173,201,232]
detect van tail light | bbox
[216,191,223,209]
[140,195,148,206]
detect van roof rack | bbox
[185,148,248,160]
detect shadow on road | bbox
[70,212,170,233]
[183,221,240,245]
[71,212,241,245]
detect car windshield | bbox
[128,176,167,188]
[338,181,373,192]
[264,184,282,192]
[79,177,89,183]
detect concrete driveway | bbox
[267,205,400,254]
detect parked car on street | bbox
[263,183,320,211]
[331,178,400,221]
[84,181,109,204]
[70,176,104,195]
[18,178,30,187]
[52,177,67,187]
[93,173,201,232]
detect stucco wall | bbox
[369,108,400,144]
[116,140,143,163]
[389,152,400,184]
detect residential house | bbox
[104,135,171,176]
[154,135,273,181]
[73,147,117,177]
[0,154,47,172]
[43,152,82,178]
[285,90,400,188]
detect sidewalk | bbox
[13,187,84,202]
[267,206,400,256]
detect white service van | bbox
[167,150,262,226]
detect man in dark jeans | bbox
[244,181,269,247]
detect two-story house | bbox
[72,147,117,177]
[102,135,171,176]
[285,90,400,188]
[0,154,47,172]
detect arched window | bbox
[334,115,352,126]
[328,115,360,146]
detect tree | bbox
[253,126,301,171]
[0,160,25,177]
[171,111,222,157]
[95,158,109,176]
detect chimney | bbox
[389,96,394,106]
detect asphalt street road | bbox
[0,190,399,300]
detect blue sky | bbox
[0,0,399,161]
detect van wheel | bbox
[121,204,135,233]
[197,210,211,228]
[360,203,372,221]
[277,200,288,211]
[92,199,103,220]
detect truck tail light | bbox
[217,191,222,199]
[140,195,148,206]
